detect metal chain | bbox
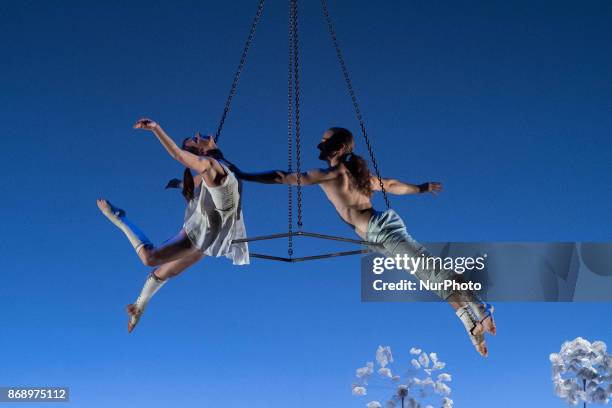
[320,0,391,208]
[287,0,295,257]
[215,0,265,143]
[292,0,304,227]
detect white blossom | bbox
[354,346,453,408]
[377,346,394,368]
[357,362,375,379]
[353,386,367,396]
[378,367,393,378]
[550,337,611,405]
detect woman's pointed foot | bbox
[96,199,125,220]
[126,303,143,333]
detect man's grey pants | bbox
[366,209,478,302]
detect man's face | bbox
[317,130,335,161]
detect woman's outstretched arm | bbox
[370,177,443,195]
[133,118,210,174]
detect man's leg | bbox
[386,237,496,356]
[127,250,205,332]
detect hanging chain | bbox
[320,0,391,209]
[215,0,265,143]
[291,0,304,227]
[287,0,295,257]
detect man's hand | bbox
[133,118,159,131]
[226,162,242,176]
[165,178,183,189]
[418,182,443,195]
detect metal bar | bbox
[250,253,294,262]
[290,249,370,262]
[232,230,382,247]
[297,231,382,247]
[232,232,292,244]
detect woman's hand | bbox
[133,118,159,131]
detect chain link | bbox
[287,0,295,257]
[215,0,265,143]
[291,0,304,227]
[320,0,391,209]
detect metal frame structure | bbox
[217,0,387,262]
[232,231,382,262]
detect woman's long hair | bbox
[327,127,372,197]
[180,138,224,201]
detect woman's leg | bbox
[151,250,205,280]
[97,199,152,253]
[97,198,197,266]
[127,250,205,332]
[136,230,196,267]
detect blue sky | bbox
[1,1,611,407]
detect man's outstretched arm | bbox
[231,168,286,184]
[371,176,442,195]
[234,167,338,186]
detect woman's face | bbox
[183,132,216,154]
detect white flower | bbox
[418,352,430,368]
[550,337,611,405]
[434,381,452,396]
[352,386,367,396]
[437,373,452,382]
[377,346,394,368]
[378,367,393,378]
[354,346,455,408]
[357,362,375,379]
[441,397,454,408]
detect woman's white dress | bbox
[183,162,249,265]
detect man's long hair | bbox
[327,127,372,197]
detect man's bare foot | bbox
[456,303,496,357]
[96,199,125,220]
[126,304,143,333]
[473,313,497,336]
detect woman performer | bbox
[97,118,248,332]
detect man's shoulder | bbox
[319,164,345,179]
[328,163,348,173]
